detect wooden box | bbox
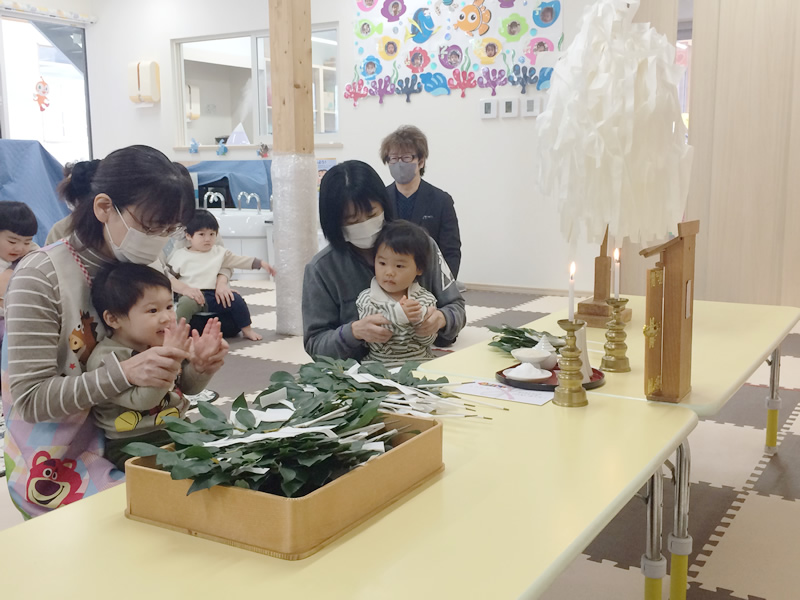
[125,414,443,560]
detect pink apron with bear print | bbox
[2,242,123,518]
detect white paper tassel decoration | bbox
[535,0,694,250]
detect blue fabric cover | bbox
[187,160,272,211]
[0,140,70,246]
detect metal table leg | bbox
[642,469,666,600]
[669,442,693,600]
[766,347,781,454]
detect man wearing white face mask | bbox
[379,126,462,279]
[302,160,466,361]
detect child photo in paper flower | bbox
[357,0,377,10]
[476,38,502,64]
[525,37,554,64]
[532,1,560,28]
[500,14,527,42]
[379,36,402,61]
[405,47,431,74]
[438,44,463,69]
[361,55,383,80]
[382,0,406,21]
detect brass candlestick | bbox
[600,298,631,373]
[554,319,588,408]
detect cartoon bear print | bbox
[26,451,84,508]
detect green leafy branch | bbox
[487,325,566,354]
[123,358,460,498]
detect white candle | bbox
[613,248,620,300]
[568,262,576,321]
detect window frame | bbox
[0,10,93,158]
[172,23,339,150]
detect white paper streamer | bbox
[271,152,319,335]
[536,0,694,250]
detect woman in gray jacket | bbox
[302,160,465,361]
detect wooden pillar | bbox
[268,0,317,336]
[268,0,314,154]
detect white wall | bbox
[82,0,599,293]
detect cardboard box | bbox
[125,414,443,560]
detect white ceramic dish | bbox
[511,347,551,366]
[502,363,552,382]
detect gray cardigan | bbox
[302,237,466,360]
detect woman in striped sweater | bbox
[1,145,228,518]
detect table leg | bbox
[766,347,781,454]
[642,470,666,600]
[668,442,693,600]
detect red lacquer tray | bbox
[496,363,606,391]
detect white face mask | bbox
[106,206,170,264]
[343,212,385,249]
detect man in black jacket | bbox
[380,125,463,346]
[379,125,462,279]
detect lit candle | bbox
[568,262,576,321]
[613,248,620,300]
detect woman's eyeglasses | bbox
[124,210,184,236]
[386,154,417,164]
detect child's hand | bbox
[260,260,276,277]
[400,296,424,324]
[163,318,191,353]
[190,317,229,375]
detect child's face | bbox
[0,230,34,263]
[375,243,421,298]
[105,286,175,352]
[366,62,376,74]
[187,228,218,252]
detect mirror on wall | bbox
[176,26,338,147]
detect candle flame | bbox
[569,262,576,277]
[613,248,620,262]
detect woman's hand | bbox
[414,308,446,337]
[214,280,237,308]
[183,286,205,305]
[170,277,205,306]
[352,314,393,343]
[120,346,190,389]
[190,317,229,375]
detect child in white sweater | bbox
[168,210,275,341]
[356,220,438,365]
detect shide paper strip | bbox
[536,0,693,250]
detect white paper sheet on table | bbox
[454,382,553,406]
